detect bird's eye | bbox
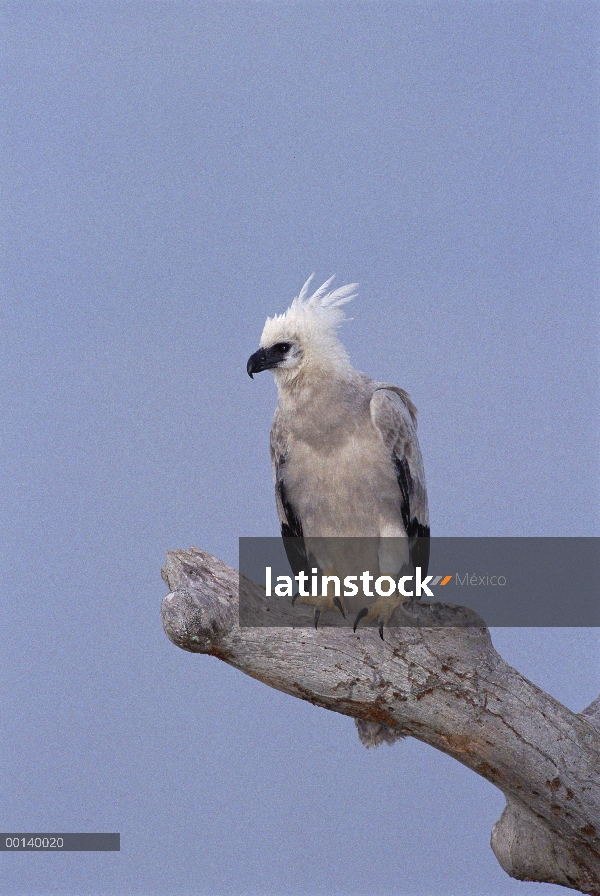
[276,342,292,353]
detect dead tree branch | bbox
[161,547,600,894]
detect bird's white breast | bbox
[284,423,404,538]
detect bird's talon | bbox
[353,607,368,632]
[314,607,321,629]
[378,621,385,640]
[333,596,346,618]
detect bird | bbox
[247,274,430,640]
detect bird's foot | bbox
[291,577,347,629]
[353,595,420,639]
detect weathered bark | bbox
[161,547,600,894]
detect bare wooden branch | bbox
[161,547,600,894]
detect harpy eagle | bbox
[247,275,430,639]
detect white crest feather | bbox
[297,273,316,302]
[291,274,358,316]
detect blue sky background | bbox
[1,2,598,895]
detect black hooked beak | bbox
[247,347,279,378]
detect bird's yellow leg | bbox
[353,593,413,640]
[293,567,347,629]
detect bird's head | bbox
[247,275,358,387]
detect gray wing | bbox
[270,410,308,577]
[370,385,430,572]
